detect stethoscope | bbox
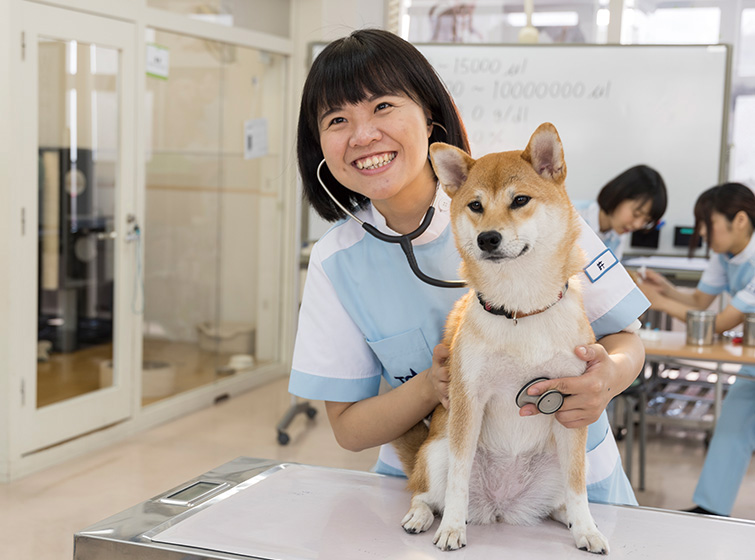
[316,158,466,289]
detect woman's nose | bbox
[349,120,381,147]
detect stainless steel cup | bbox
[686,310,716,346]
[743,313,755,347]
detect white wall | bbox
[0,0,12,479]
[291,1,386,108]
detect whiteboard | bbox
[416,44,730,255]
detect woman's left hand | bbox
[518,344,619,428]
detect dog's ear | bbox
[521,123,566,183]
[429,143,476,197]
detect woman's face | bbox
[609,198,654,235]
[318,92,434,209]
[699,211,736,253]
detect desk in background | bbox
[623,255,708,284]
[641,331,755,429]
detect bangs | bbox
[316,63,417,117]
[633,193,665,223]
[304,32,428,133]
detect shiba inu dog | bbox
[396,123,609,554]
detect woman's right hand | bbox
[429,343,450,409]
[642,268,675,295]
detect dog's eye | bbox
[467,201,483,213]
[511,195,531,209]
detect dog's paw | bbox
[433,523,467,551]
[401,504,435,534]
[573,525,609,555]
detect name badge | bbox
[584,249,618,283]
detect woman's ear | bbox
[734,210,752,231]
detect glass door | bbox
[17,3,136,453]
[140,29,287,405]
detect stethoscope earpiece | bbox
[516,377,565,415]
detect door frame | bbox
[15,1,137,454]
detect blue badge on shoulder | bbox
[584,249,618,283]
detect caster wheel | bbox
[306,407,317,419]
[278,431,290,445]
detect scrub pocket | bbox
[366,328,433,387]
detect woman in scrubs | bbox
[639,182,755,515]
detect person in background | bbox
[289,28,649,505]
[638,182,755,516]
[574,165,667,260]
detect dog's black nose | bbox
[477,231,502,252]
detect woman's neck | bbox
[597,208,612,233]
[729,229,753,256]
[372,164,437,234]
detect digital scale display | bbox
[160,481,227,507]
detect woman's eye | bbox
[468,201,483,213]
[328,116,346,126]
[511,195,531,209]
[375,102,392,111]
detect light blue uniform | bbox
[290,190,649,506]
[693,234,755,515]
[573,200,626,260]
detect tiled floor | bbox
[2,376,754,559]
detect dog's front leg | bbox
[433,391,484,551]
[554,425,609,555]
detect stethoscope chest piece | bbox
[516,377,565,415]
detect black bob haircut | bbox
[597,165,667,228]
[690,182,755,257]
[297,29,470,222]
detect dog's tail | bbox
[393,420,430,478]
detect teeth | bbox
[356,152,395,170]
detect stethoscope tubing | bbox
[315,159,466,289]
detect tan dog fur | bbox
[395,123,609,553]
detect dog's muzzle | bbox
[477,231,530,260]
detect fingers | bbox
[433,343,450,363]
[574,343,607,363]
[431,343,451,408]
[518,403,538,417]
[519,346,610,427]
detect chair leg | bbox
[624,395,635,485]
[639,390,647,491]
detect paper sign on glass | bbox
[244,119,268,160]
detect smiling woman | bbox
[296,29,469,225]
[289,29,650,511]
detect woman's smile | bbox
[353,151,397,171]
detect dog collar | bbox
[477,282,569,324]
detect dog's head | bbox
[430,123,580,276]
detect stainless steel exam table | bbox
[74,456,755,559]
